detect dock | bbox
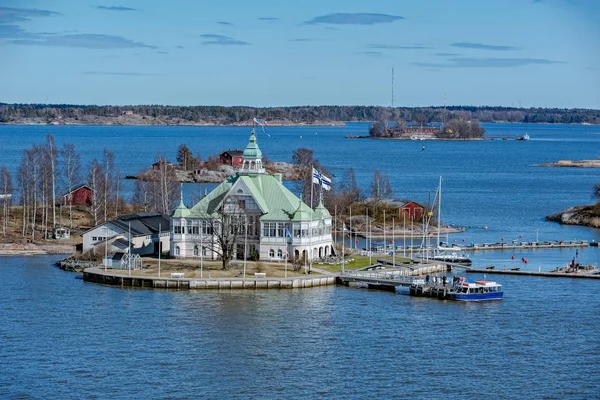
[462,240,588,251]
[464,267,600,280]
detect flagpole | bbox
[392,217,395,267]
[309,172,313,274]
[158,223,161,277]
[334,204,337,258]
[200,220,203,278]
[403,211,406,257]
[383,210,386,255]
[128,221,131,275]
[244,215,247,279]
[349,205,352,251]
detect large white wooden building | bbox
[170,129,333,262]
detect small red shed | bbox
[63,184,93,207]
[398,200,425,220]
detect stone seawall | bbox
[83,267,336,290]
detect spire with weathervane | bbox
[240,128,265,175]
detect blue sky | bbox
[0,0,598,108]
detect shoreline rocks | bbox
[537,158,600,168]
[546,205,600,228]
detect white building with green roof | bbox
[170,129,333,263]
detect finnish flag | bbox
[321,173,332,191]
[312,168,322,185]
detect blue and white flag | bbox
[285,227,292,239]
[253,118,271,137]
[321,173,332,191]
[312,168,322,185]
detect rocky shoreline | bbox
[0,242,76,256]
[2,115,346,127]
[537,158,600,168]
[546,205,600,228]
[129,161,301,184]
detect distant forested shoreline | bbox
[0,103,599,125]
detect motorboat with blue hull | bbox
[447,279,503,301]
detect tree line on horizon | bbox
[1,103,599,125]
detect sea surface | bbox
[1,255,600,399]
[1,123,600,398]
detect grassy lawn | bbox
[315,254,416,273]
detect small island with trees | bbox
[367,117,485,140]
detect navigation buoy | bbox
[501,237,504,241]
[512,255,515,259]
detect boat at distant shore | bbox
[516,133,530,140]
[430,251,472,265]
[447,279,504,301]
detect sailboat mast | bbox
[437,176,442,250]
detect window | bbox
[92,236,97,241]
[239,199,246,209]
[175,246,180,256]
[269,249,275,258]
[191,220,199,235]
[193,246,199,256]
[174,226,182,234]
[263,222,277,237]
[277,223,284,237]
[277,249,283,259]
[202,247,207,256]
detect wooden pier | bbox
[464,267,600,280]
[462,240,588,251]
[337,268,454,300]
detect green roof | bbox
[172,198,190,218]
[242,129,262,160]
[186,173,318,222]
[313,198,331,220]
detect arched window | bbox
[277,249,283,259]
[202,246,207,256]
[269,249,275,258]
[175,246,180,256]
[193,246,199,256]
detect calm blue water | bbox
[1,255,600,399]
[1,123,600,397]
[1,123,599,268]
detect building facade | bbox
[82,212,170,255]
[171,130,333,262]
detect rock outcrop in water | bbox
[546,205,600,228]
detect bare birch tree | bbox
[46,134,58,229]
[205,209,246,270]
[88,159,104,226]
[0,166,13,237]
[61,143,81,228]
[102,149,115,223]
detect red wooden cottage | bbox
[219,149,244,167]
[63,184,93,207]
[398,200,425,220]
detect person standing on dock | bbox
[426,274,430,285]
